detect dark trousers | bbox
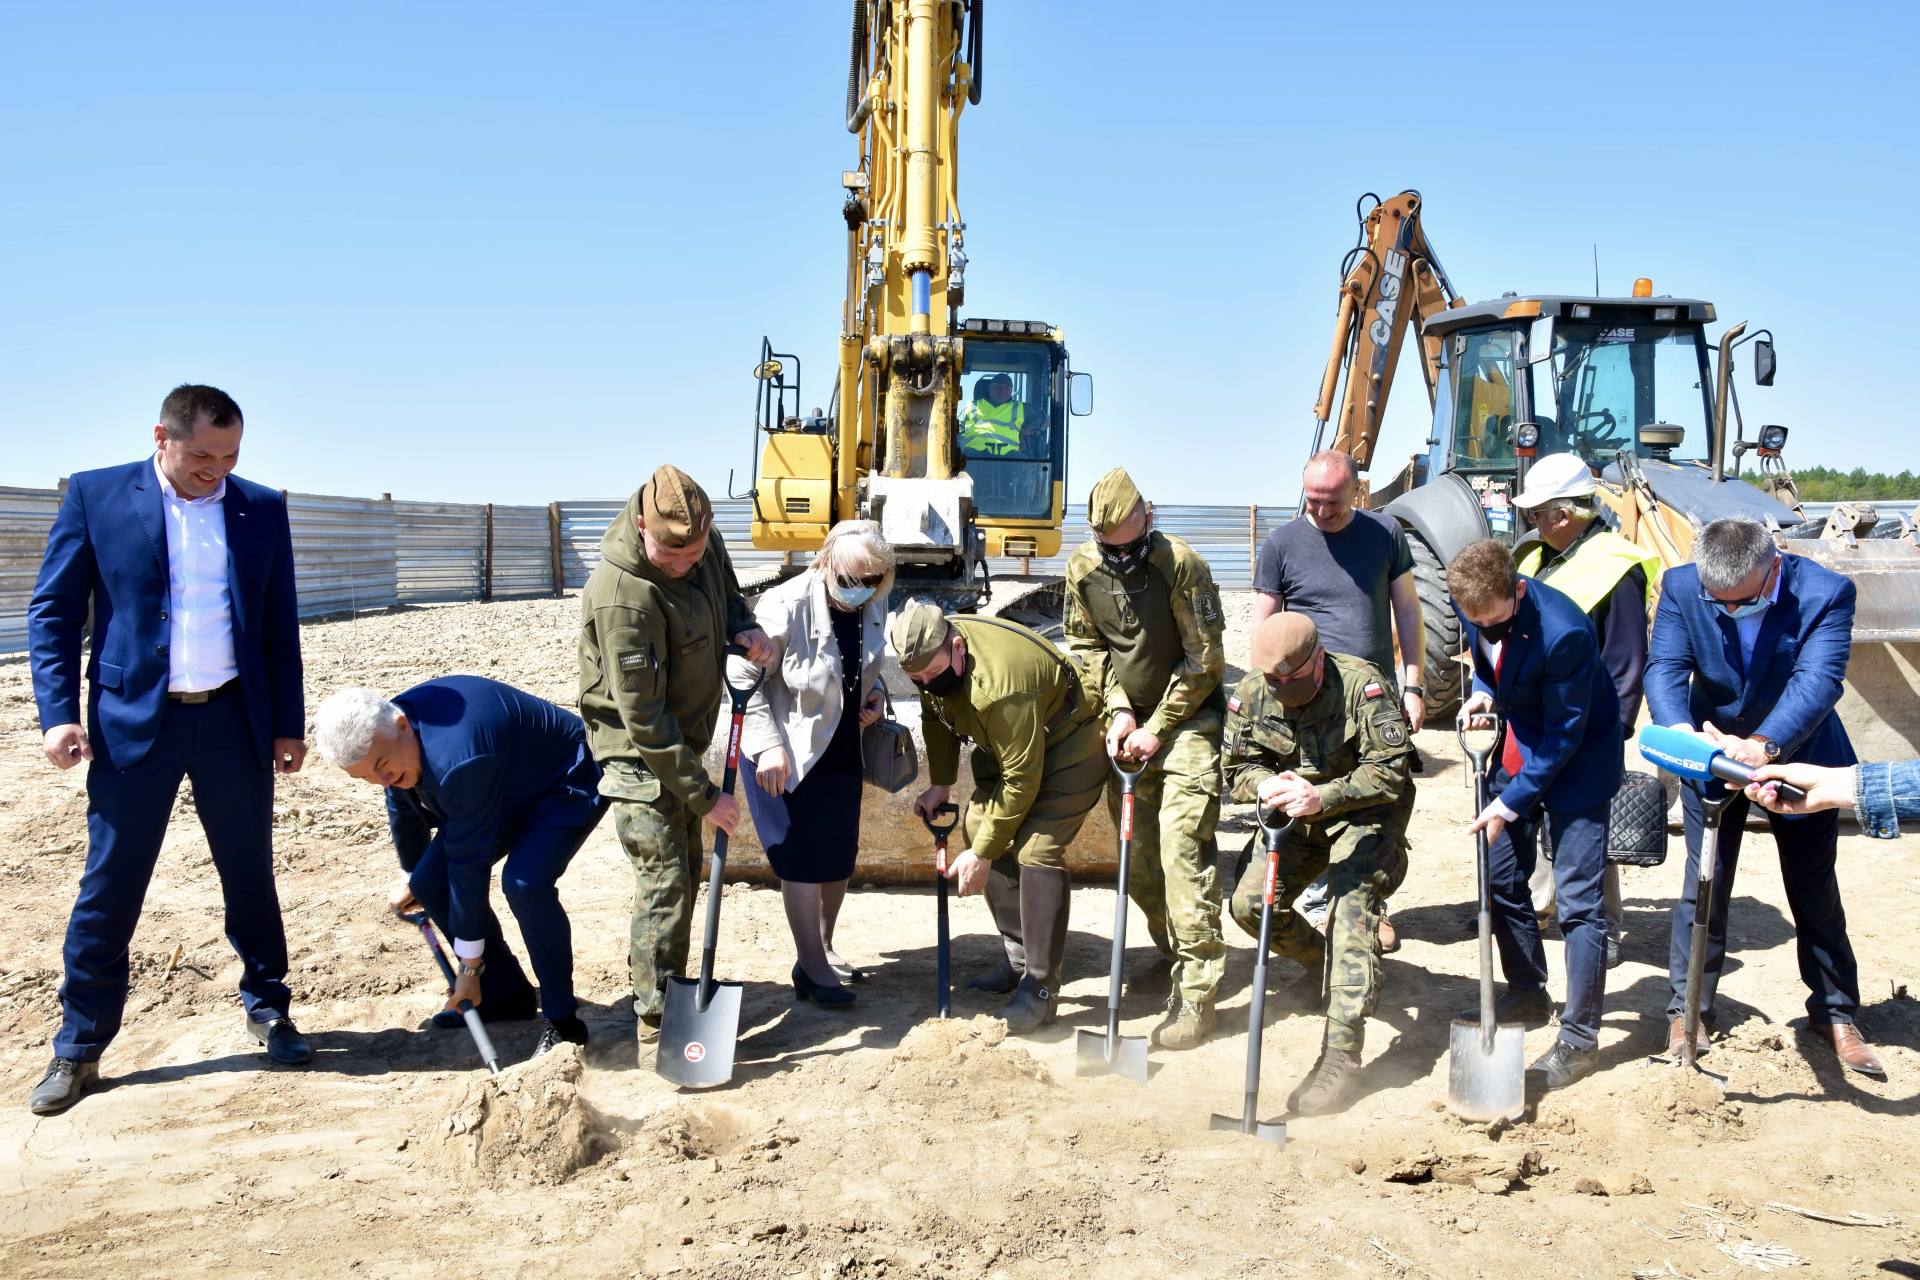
[1485,768,1610,1051]
[408,793,604,1022]
[1666,785,1858,1025]
[56,695,288,1061]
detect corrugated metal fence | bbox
[0,484,1848,655]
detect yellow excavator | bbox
[740,0,1092,604]
[1314,190,1920,754]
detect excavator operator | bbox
[960,373,1027,457]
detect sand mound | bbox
[435,1043,612,1185]
[868,1015,1051,1114]
[642,1100,766,1161]
[1634,1064,1747,1140]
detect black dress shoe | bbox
[1526,1039,1600,1091]
[431,984,539,1030]
[792,964,856,1008]
[1457,986,1555,1030]
[248,1016,313,1065]
[533,1016,590,1057]
[28,1057,98,1115]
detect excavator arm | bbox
[1312,190,1462,472]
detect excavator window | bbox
[1535,322,1713,465]
[1447,330,1516,467]
[958,339,1061,520]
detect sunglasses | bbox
[838,572,886,589]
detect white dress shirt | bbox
[153,455,239,693]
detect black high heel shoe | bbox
[829,962,866,984]
[792,963,857,1008]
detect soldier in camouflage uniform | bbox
[893,601,1106,1035]
[577,465,771,1044]
[1062,467,1227,1050]
[1224,612,1414,1114]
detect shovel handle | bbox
[920,801,960,839]
[722,642,767,712]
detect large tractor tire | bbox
[1407,532,1463,724]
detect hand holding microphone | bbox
[1636,724,1809,803]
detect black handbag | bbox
[1606,769,1669,866]
[860,684,919,793]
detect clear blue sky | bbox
[4,2,1913,505]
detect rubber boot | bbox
[1000,864,1070,1035]
[970,858,1026,994]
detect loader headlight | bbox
[1758,425,1788,451]
[1514,422,1541,450]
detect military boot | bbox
[972,858,1027,993]
[1287,1043,1362,1116]
[1151,996,1216,1050]
[1000,865,1070,1036]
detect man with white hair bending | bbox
[313,677,607,1058]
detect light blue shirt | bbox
[1731,556,1785,671]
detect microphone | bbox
[1636,725,1808,803]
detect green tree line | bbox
[1788,466,1920,502]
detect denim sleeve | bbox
[1854,760,1920,839]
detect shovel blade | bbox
[1209,1112,1288,1146]
[1446,1017,1527,1122]
[656,977,743,1089]
[1075,1028,1151,1084]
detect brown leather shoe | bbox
[1377,915,1400,954]
[1667,1016,1710,1059]
[1810,1020,1886,1077]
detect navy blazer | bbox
[386,677,602,946]
[28,458,303,769]
[1645,555,1855,768]
[1456,575,1622,818]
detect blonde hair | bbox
[814,519,896,597]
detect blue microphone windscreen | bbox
[1637,725,1717,781]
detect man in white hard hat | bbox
[1510,453,1661,969]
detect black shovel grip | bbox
[920,801,960,839]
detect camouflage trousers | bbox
[1104,714,1224,1006]
[610,790,705,1019]
[1230,807,1409,1052]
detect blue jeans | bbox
[1857,760,1920,839]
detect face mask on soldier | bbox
[1098,529,1152,576]
[920,656,968,697]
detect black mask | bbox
[1479,596,1519,643]
[920,657,967,698]
[1098,531,1152,576]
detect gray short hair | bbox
[1695,518,1775,592]
[312,688,402,767]
[814,519,896,597]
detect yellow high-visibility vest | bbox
[960,398,1025,456]
[1515,526,1660,614]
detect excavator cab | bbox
[956,318,1091,560]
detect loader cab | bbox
[956,319,1092,559]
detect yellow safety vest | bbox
[1515,527,1660,614]
[960,398,1025,456]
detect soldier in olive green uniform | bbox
[1062,467,1228,1050]
[1224,612,1414,1114]
[893,601,1106,1034]
[578,466,770,1042]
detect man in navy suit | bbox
[27,384,309,1115]
[313,678,607,1058]
[1451,538,1621,1092]
[1647,517,1881,1077]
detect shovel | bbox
[1077,756,1153,1084]
[400,910,500,1076]
[923,802,961,1018]
[1209,803,1297,1145]
[1653,785,1730,1083]
[1447,712,1527,1122]
[657,645,765,1090]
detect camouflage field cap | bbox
[640,465,713,547]
[1250,612,1321,679]
[887,600,952,673]
[1087,467,1144,534]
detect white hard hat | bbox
[1511,452,1597,509]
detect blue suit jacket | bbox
[28,458,303,769]
[386,676,603,945]
[1645,555,1855,768]
[1456,575,1622,818]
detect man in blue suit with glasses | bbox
[27,384,309,1115]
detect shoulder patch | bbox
[1227,695,1242,714]
[1363,680,1386,700]
[1374,715,1408,748]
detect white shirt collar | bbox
[153,453,227,505]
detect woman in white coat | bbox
[740,520,893,1007]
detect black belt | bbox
[167,678,238,704]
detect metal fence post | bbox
[548,502,563,596]
[483,503,495,602]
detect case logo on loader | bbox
[1368,249,1408,346]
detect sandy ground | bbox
[2,592,1918,1279]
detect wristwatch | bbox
[1403,684,1425,696]
[458,960,485,979]
[1751,734,1781,762]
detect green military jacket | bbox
[578,489,755,815]
[1063,530,1227,736]
[920,616,1098,861]
[1223,652,1414,827]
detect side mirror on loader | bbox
[1069,371,1094,417]
[1752,339,1776,387]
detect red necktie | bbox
[1495,640,1524,779]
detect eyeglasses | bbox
[1699,558,1778,611]
[838,572,886,589]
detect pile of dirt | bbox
[435,1043,612,1185]
[640,1099,768,1162]
[866,1015,1051,1113]
[1635,1064,1748,1140]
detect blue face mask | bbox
[828,580,877,610]
[1723,597,1770,621]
